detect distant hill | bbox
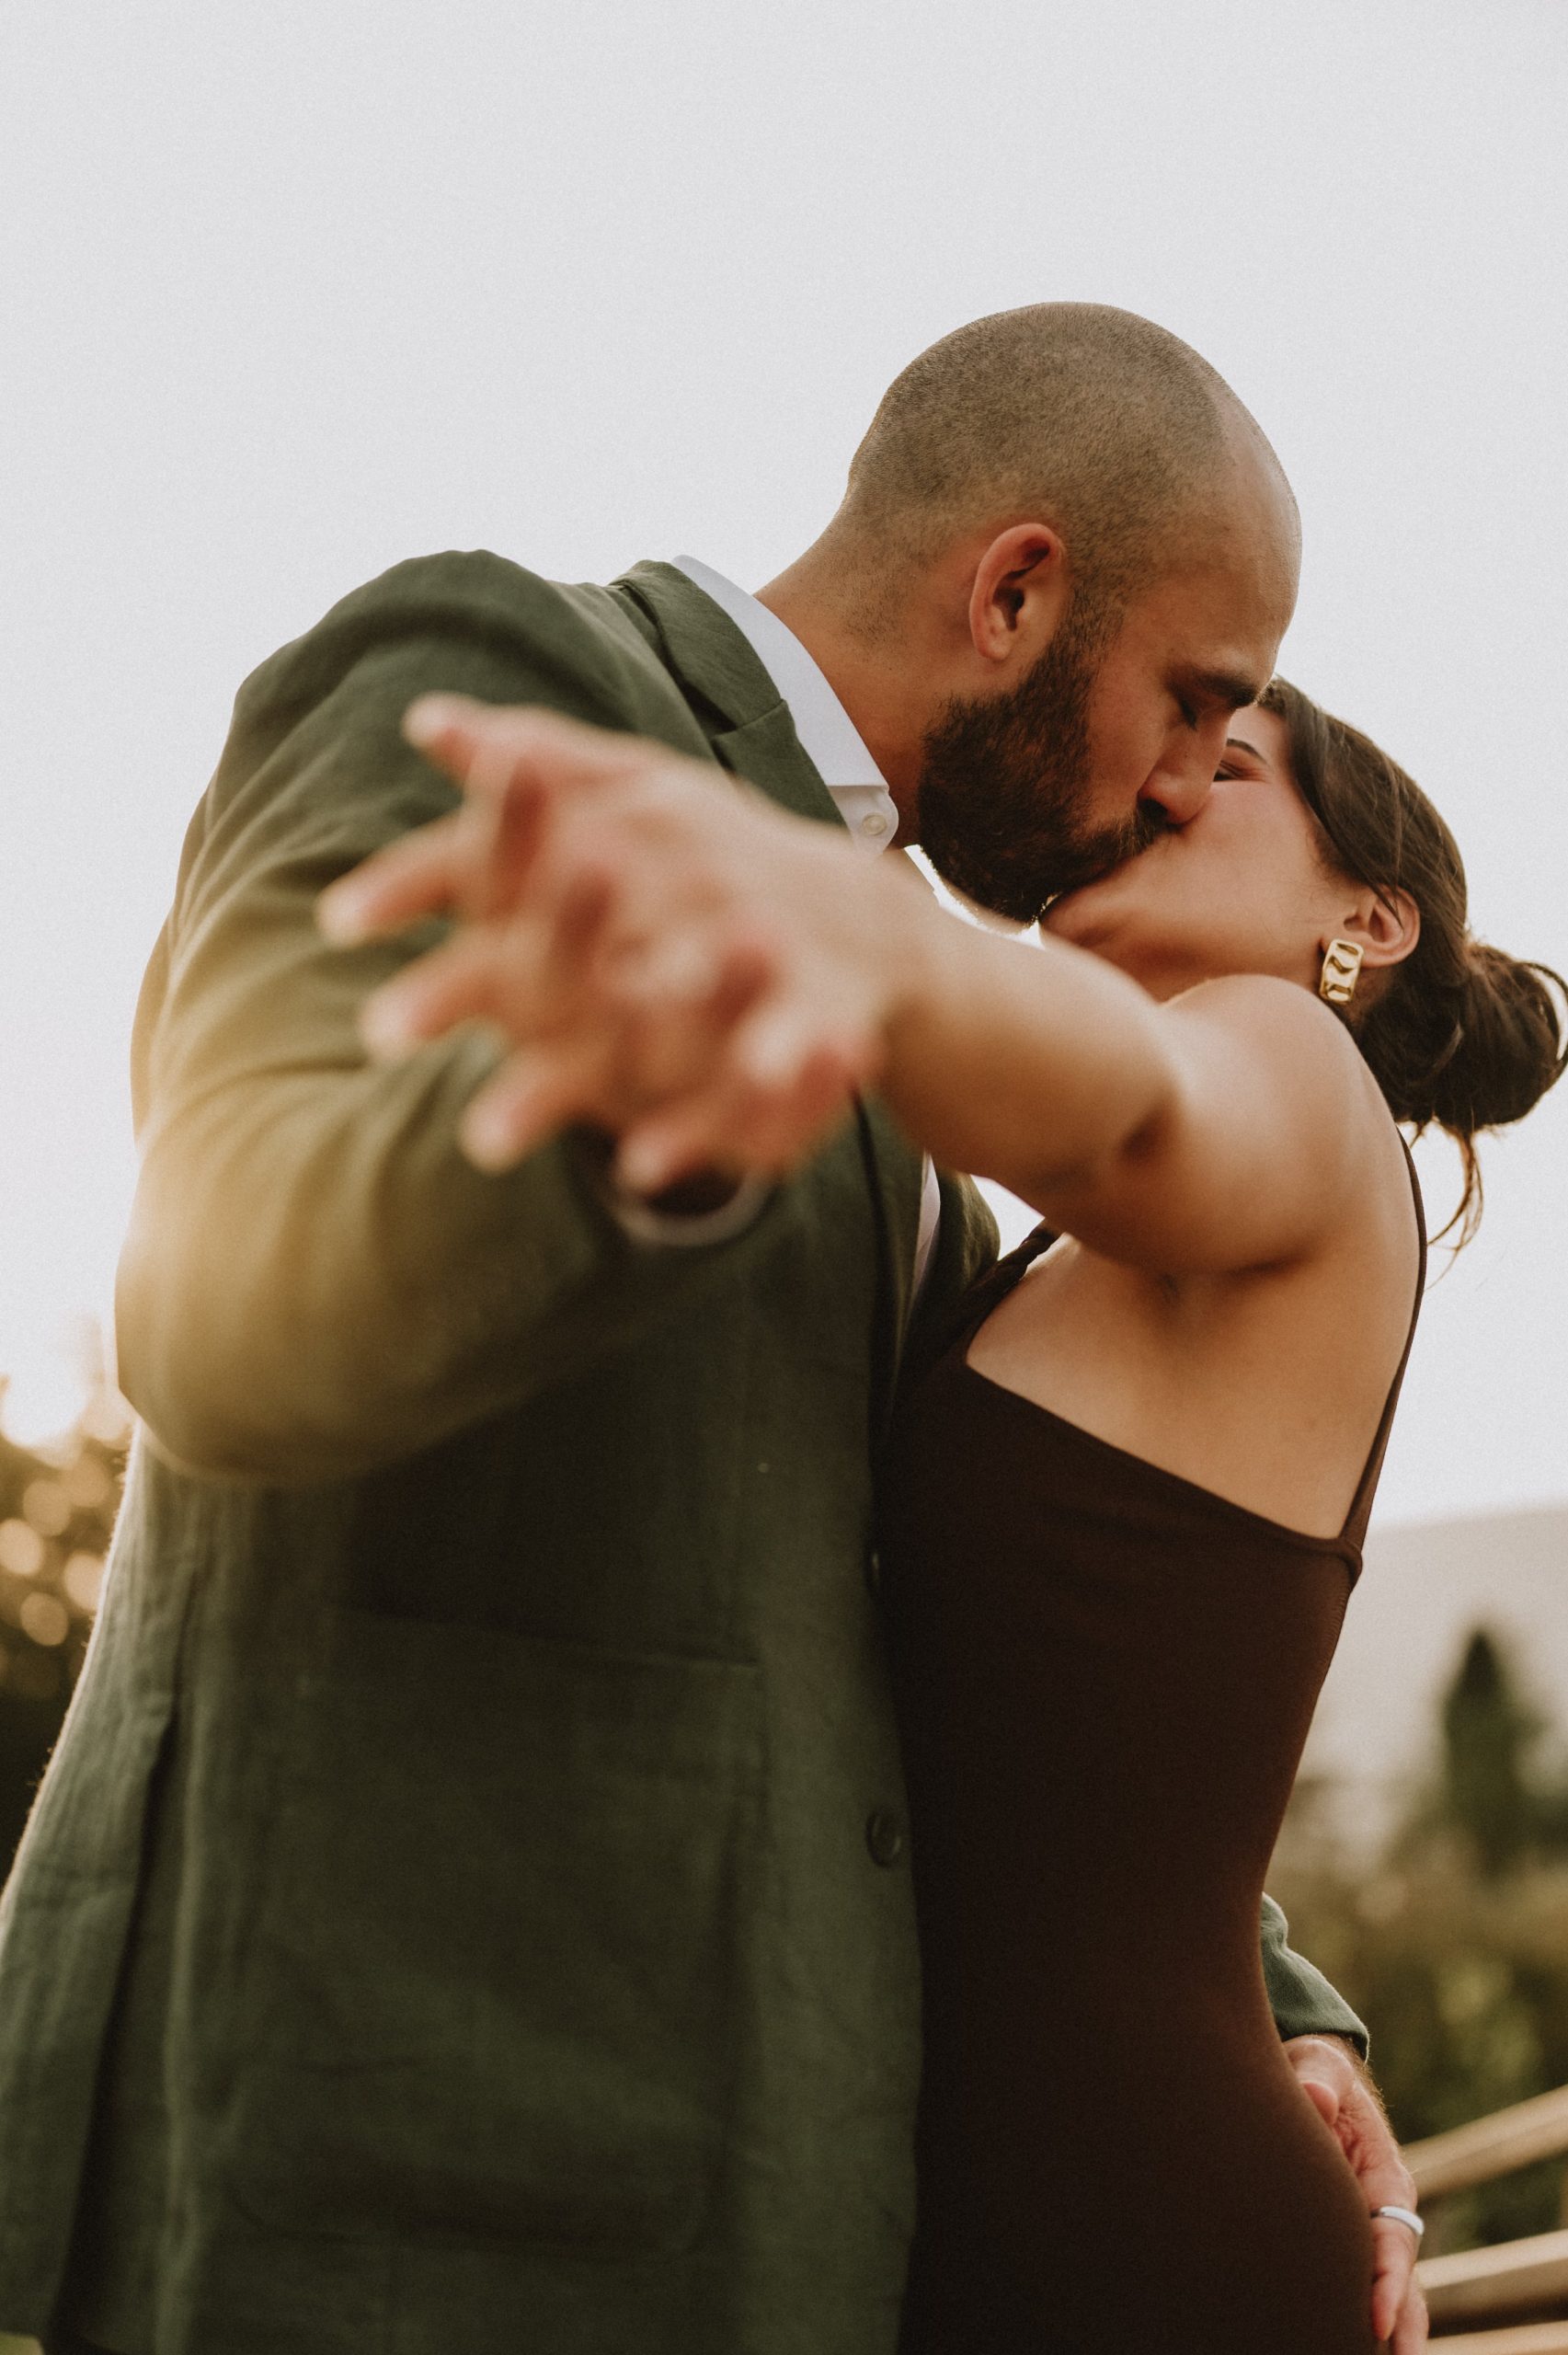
[1298,1503,1568,1848]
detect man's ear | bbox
[967,523,1071,669]
[1334,887,1421,976]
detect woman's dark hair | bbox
[1260,677,1567,1244]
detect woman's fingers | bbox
[321,700,678,948]
[614,1090,748,1198]
[464,757,551,922]
[358,859,627,1062]
[730,1033,877,1172]
[614,1019,874,1196]
[360,928,516,1057]
[459,1040,613,1172]
[601,931,780,1085]
[727,989,883,1101]
[539,861,621,1009]
[404,696,677,807]
[436,919,790,1178]
[703,936,782,1032]
[329,696,889,1183]
[318,810,473,943]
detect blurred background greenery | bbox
[0,1382,127,1871]
[0,1384,127,2355]
[1271,1621,1568,2254]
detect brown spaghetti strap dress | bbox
[883,1152,1425,2355]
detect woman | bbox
[876,680,1564,2353]
[340,674,1564,2349]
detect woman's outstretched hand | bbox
[322,692,1370,1279]
[1284,2036,1429,2351]
[318,695,905,1188]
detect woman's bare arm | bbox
[879,899,1383,1275]
[335,704,1388,1280]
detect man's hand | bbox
[318,695,912,1185]
[1285,2035,1428,2351]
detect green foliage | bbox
[1411,1627,1568,1880]
[1275,1624,1568,2250]
[0,1410,127,1872]
[1274,1844,1568,2246]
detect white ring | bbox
[1373,2204,1425,2243]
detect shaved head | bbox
[759,302,1300,925]
[832,302,1297,633]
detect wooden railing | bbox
[5,2087,1567,2352]
[1410,2084,1568,2339]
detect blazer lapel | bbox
[853,1099,923,1446]
[612,560,925,1429]
[612,563,845,826]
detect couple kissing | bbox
[2,303,1563,2355]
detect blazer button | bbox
[865,1807,906,1867]
[864,1545,883,1600]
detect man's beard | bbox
[915,606,1166,924]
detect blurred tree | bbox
[0,1396,127,1873]
[1396,1626,1568,1882]
[1441,1629,1545,1878]
[1273,1621,1568,2251]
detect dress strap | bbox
[898,1218,1057,1404]
[955,1221,1059,1348]
[1341,1134,1428,1558]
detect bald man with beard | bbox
[0,304,1420,2355]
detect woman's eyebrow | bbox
[1223,735,1265,761]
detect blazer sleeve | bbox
[115,554,787,1485]
[1260,1893,1368,2058]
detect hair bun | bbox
[1258,676,1565,1243]
[1425,942,1568,1136]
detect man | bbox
[0,304,1425,2354]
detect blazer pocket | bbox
[229,1611,763,2254]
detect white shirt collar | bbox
[674,556,941,1293]
[673,556,901,854]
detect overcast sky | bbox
[2,0,1564,1522]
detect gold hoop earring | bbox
[1319,937,1364,1005]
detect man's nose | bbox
[1139,736,1219,829]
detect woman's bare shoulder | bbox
[1171,974,1400,1166]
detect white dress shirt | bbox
[673,558,944,1294]
[673,557,901,853]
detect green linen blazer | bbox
[0,557,1366,2355]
